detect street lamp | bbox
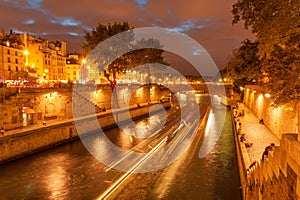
[23,50,29,66]
[81,58,87,84]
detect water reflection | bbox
[0,96,241,199]
[42,154,69,200]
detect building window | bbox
[38,112,42,120]
[12,116,17,123]
[7,57,10,63]
[8,66,11,71]
[15,51,18,56]
[7,49,10,54]
[16,67,18,71]
[15,59,18,64]
[45,60,47,65]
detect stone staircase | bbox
[245,134,299,200]
[72,90,104,115]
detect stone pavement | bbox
[236,103,280,163]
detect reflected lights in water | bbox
[43,154,69,200]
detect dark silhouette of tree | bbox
[82,22,134,88]
[10,70,37,84]
[231,0,300,106]
[82,22,167,107]
[225,39,261,83]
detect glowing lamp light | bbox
[285,107,293,111]
[23,50,29,55]
[264,93,271,98]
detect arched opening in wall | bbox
[22,107,35,126]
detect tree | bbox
[264,33,300,105]
[223,39,261,94]
[225,39,261,81]
[82,21,134,86]
[232,0,300,59]
[82,22,167,107]
[232,0,300,140]
[231,0,300,105]
[10,70,37,84]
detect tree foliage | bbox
[82,22,167,108]
[224,39,261,83]
[82,22,134,87]
[82,22,133,54]
[265,33,300,105]
[232,0,300,58]
[82,22,167,87]
[10,70,37,83]
[231,0,300,105]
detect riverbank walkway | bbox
[235,103,280,165]
[0,101,163,139]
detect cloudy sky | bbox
[0,0,253,75]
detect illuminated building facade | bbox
[66,54,80,83]
[0,30,26,82]
[0,29,68,83]
[19,34,67,82]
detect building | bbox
[19,34,67,82]
[66,54,80,83]
[0,30,26,82]
[0,30,69,84]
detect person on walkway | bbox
[237,123,242,135]
[239,110,245,116]
[240,134,253,148]
[259,118,264,124]
[262,146,272,161]
[0,126,5,135]
[265,143,275,151]
[264,143,275,156]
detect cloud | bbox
[0,0,252,70]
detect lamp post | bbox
[23,50,29,66]
[81,59,87,84]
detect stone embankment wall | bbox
[233,85,300,200]
[243,85,298,139]
[0,84,171,130]
[246,134,300,200]
[233,114,300,200]
[0,101,171,164]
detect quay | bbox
[0,101,171,164]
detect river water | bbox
[0,96,241,200]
